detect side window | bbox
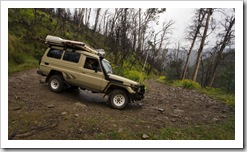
[47,49,63,59]
[63,51,81,63]
[84,57,102,72]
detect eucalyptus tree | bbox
[204,9,235,87]
[181,8,207,80]
[192,8,213,81]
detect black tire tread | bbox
[48,75,64,93]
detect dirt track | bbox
[8,69,234,140]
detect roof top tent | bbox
[45,35,105,56]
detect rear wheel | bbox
[48,75,64,93]
[108,89,129,109]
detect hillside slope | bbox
[8,8,147,79]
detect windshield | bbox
[102,59,113,74]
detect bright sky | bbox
[156,8,196,48]
[159,8,195,41]
[156,8,235,49]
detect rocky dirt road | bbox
[8,69,234,140]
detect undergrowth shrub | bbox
[202,87,235,106]
[112,65,124,76]
[124,70,144,84]
[8,35,25,64]
[172,79,201,90]
[33,49,45,60]
[157,76,166,83]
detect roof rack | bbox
[45,35,105,56]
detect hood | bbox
[108,74,139,86]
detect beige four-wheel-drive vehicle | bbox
[37,35,145,109]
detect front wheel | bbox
[48,75,64,93]
[108,89,129,109]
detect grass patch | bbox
[97,116,234,140]
[157,76,166,83]
[200,87,235,106]
[123,70,144,84]
[8,55,38,74]
[96,130,120,140]
[156,78,235,106]
[155,117,235,140]
[172,79,201,90]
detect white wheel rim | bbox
[113,94,125,107]
[51,79,59,90]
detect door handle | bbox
[44,62,49,65]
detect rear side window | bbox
[47,49,63,59]
[63,51,81,63]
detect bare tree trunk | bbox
[86,8,91,28]
[119,8,129,67]
[208,71,216,87]
[200,55,204,85]
[137,8,142,54]
[192,8,213,81]
[181,9,206,80]
[93,8,101,32]
[84,8,87,25]
[33,8,37,24]
[103,9,109,36]
[78,8,85,31]
[181,41,195,80]
[205,15,235,87]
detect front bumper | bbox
[130,85,145,101]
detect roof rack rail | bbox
[45,35,105,56]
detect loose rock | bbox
[118,127,123,133]
[158,108,165,113]
[74,114,79,117]
[142,134,149,140]
[75,102,87,107]
[222,115,227,118]
[13,107,22,111]
[212,118,219,122]
[174,109,184,113]
[61,112,67,115]
[47,105,55,108]
[171,118,176,122]
[15,96,20,100]
[77,128,83,134]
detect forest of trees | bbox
[8,8,235,93]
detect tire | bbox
[108,89,129,109]
[48,75,64,93]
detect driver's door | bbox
[78,56,104,91]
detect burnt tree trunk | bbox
[181,9,206,80]
[204,16,235,87]
[192,8,213,81]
